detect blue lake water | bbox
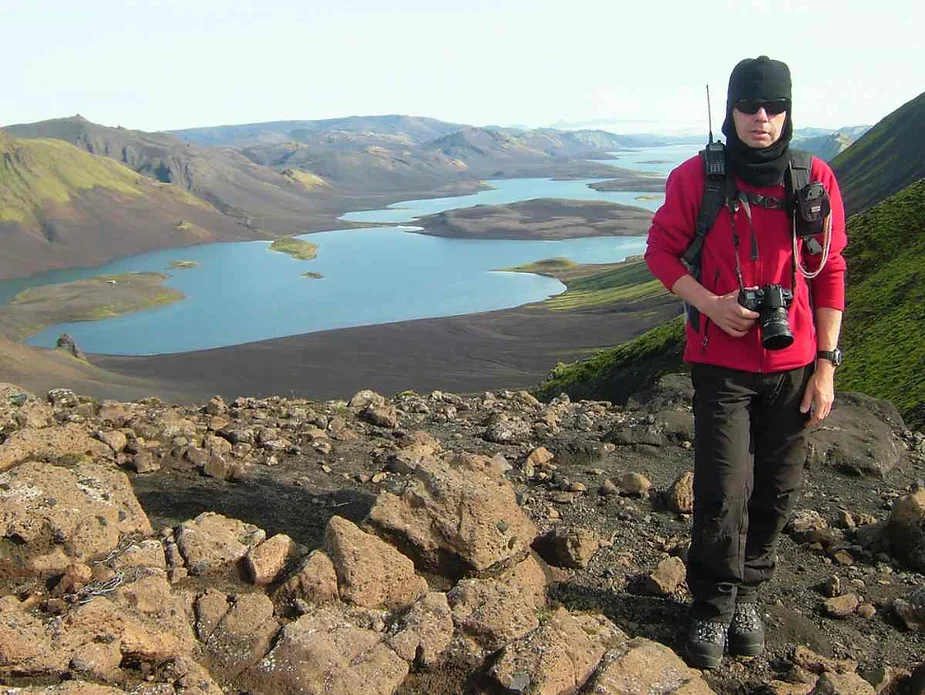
[5,144,699,356]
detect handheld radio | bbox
[703,84,725,177]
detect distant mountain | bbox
[832,92,925,214]
[793,133,855,161]
[3,116,326,235]
[170,115,466,148]
[0,133,251,279]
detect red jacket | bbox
[644,152,847,373]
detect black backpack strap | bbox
[786,149,812,208]
[681,145,732,331]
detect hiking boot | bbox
[684,618,727,670]
[729,602,765,657]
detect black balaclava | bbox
[721,55,793,187]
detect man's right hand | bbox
[705,291,759,337]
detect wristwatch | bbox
[817,348,843,367]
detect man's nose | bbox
[754,107,770,120]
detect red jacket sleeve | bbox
[644,156,704,292]
[807,158,848,310]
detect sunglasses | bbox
[734,99,790,115]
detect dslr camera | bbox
[738,284,794,350]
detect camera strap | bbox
[732,191,797,295]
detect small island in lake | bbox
[269,237,318,260]
[0,273,184,341]
[169,260,199,269]
[414,198,653,240]
[302,272,323,279]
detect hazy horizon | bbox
[5,0,923,134]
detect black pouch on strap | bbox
[794,181,830,238]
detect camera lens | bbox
[760,308,794,350]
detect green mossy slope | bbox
[0,134,141,226]
[837,179,925,428]
[832,91,925,214]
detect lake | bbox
[7,144,699,355]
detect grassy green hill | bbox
[831,91,925,214]
[0,133,251,279]
[534,181,925,429]
[836,179,925,428]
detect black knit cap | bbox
[722,55,792,136]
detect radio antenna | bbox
[706,84,715,144]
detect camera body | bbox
[738,284,794,350]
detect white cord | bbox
[794,214,832,280]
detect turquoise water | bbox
[5,145,695,356]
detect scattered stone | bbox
[367,452,538,576]
[245,533,298,586]
[324,516,427,610]
[856,603,877,619]
[489,607,627,695]
[639,556,687,597]
[525,446,555,468]
[200,591,279,677]
[885,487,925,571]
[809,671,876,695]
[0,423,112,472]
[361,403,400,429]
[388,592,454,666]
[349,389,387,409]
[448,577,540,654]
[892,586,925,631]
[824,593,860,618]
[248,606,409,695]
[588,637,714,694]
[618,472,651,496]
[483,418,532,444]
[275,549,340,610]
[175,512,266,576]
[666,470,694,514]
[599,479,618,496]
[532,526,600,569]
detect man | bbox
[644,56,847,670]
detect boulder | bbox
[387,592,454,666]
[483,418,532,444]
[244,533,298,586]
[361,403,400,428]
[199,591,280,677]
[893,586,925,631]
[532,526,600,569]
[367,452,538,576]
[0,424,112,472]
[324,516,427,611]
[588,638,715,694]
[808,672,876,695]
[0,460,152,575]
[174,512,266,576]
[0,384,53,432]
[639,556,687,597]
[885,487,925,571]
[489,607,627,695]
[447,577,540,655]
[349,389,387,409]
[666,470,694,514]
[805,392,904,478]
[247,606,409,695]
[274,549,340,610]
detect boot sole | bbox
[683,644,723,670]
[729,636,764,657]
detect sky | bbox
[3,0,923,135]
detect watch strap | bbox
[816,349,842,366]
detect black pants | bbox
[687,363,813,622]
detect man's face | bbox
[732,104,788,149]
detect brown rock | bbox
[885,488,925,571]
[667,470,695,514]
[349,389,387,409]
[618,472,651,496]
[0,460,152,574]
[202,592,279,677]
[824,593,860,618]
[362,403,400,428]
[247,606,409,695]
[809,672,876,695]
[96,429,128,453]
[448,577,540,654]
[588,637,714,694]
[525,446,555,468]
[367,452,538,576]
[490,607,627,695]
[498,552,550,609]
[640,556,687,597]
[69,639,123,682]
[388,592,454,666]
[131,451,161,473]
[324,516,427,610]
[532,526,599,569]
[892,586,925,631]
[175,512,266,576]
[793,645,859,675]
[0,423,111,471]
[245,533,297,586]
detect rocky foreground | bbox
[1,378,924,695]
